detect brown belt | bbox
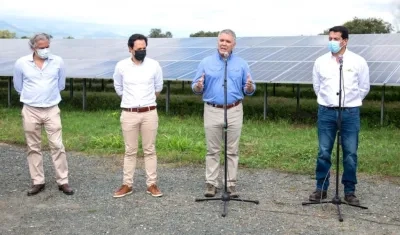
[122,106,156,113]
[206,100,241,109]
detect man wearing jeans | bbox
[13,33,73,196]
[310,26,370,205]
[192,29,256,198]
[112,33,164,198]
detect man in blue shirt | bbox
[13,33,73,196]
[192,29,256,198]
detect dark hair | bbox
[127,34,148,48]
[329,26,349,40]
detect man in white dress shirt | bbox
[13,33,74,196]
[112,34,164,198]
[309,26,370,205]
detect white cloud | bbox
[0,0,397,37]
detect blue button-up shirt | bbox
[191,51,256,105]
[13,54,66,107]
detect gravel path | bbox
[0,142,399,235]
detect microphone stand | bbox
[195,54,259,217]
[302,57,368,222]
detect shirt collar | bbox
[215,50,233,61]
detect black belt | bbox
[321,105,350,110]
[206,100,241,109]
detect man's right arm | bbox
[13,60,23,95]
[192,60,205,94]
[312,61,320,97]
[113,63,123,98]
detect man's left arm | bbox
[154,62,164,97]
[242,62,256,95]
[58,58,66,91]
[358,59,370,100]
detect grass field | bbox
[1,78,399,177]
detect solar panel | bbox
[0,60,15,76]
[1,34,400,85]
[359,46,400,62]
[154,48,211,60]
[262,47,325,62]
[182,49,216,60]
[162,61,200,79]
[369,62,400,85]
[271,62,314,84]
[384,64,400,86]
[249,62,298,82]
[256,36,306,47]
[235,47,285,61]
[235,37,272,48]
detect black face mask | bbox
[134,50,146,61]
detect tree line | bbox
[0,17,397,39]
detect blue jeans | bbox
[315,105,360,194]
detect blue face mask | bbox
[328,40,342,53]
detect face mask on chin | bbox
[133,50,146,61]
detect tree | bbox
[20,36,29,39]
[320,17,394,34]
[190,30,220,37]
[0,30,17,39]
[148,28,173,38]
[63,36,74,39]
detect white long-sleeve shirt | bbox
[312,49,370,107]
[13,54,66,107]
[113,57,164,108]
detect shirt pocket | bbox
[228,67,242,80]
[206,65,223,79]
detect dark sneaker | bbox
[113,185,133,198]
[344,193,360,206]
[227,186,239,198]
[309,190,327,201]
[27,184,45,196]
[146,184,163,197]
[204,183,216,197]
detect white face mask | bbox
[36,48,50,59]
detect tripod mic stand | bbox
[195,54,259,217]
[302,56,368,222]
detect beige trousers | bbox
[203,103,243,187]
[120,109,159,187]
[21,104,69,185]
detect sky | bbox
[0,0,399,37]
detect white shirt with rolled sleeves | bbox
[312,49,370,107]
[13,54,66,107]
[113,57,164,108]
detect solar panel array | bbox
[1,33,400,86]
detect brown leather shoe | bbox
[113,185,132,198]
[27,184,45,196]
[309,190,327,201]
[344,193,360,206]
[58,184,74,195]
[227,186,239,198]
[146,184,163,197]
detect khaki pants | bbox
[120,109,159,187]
[204,103,243,187]
[21,104,69,185]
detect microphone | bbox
[338,55,343,65]
[222,52,229,61]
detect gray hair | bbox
[29,33,51,49]
[218,29,236,42]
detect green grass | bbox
[0,79,399,177]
